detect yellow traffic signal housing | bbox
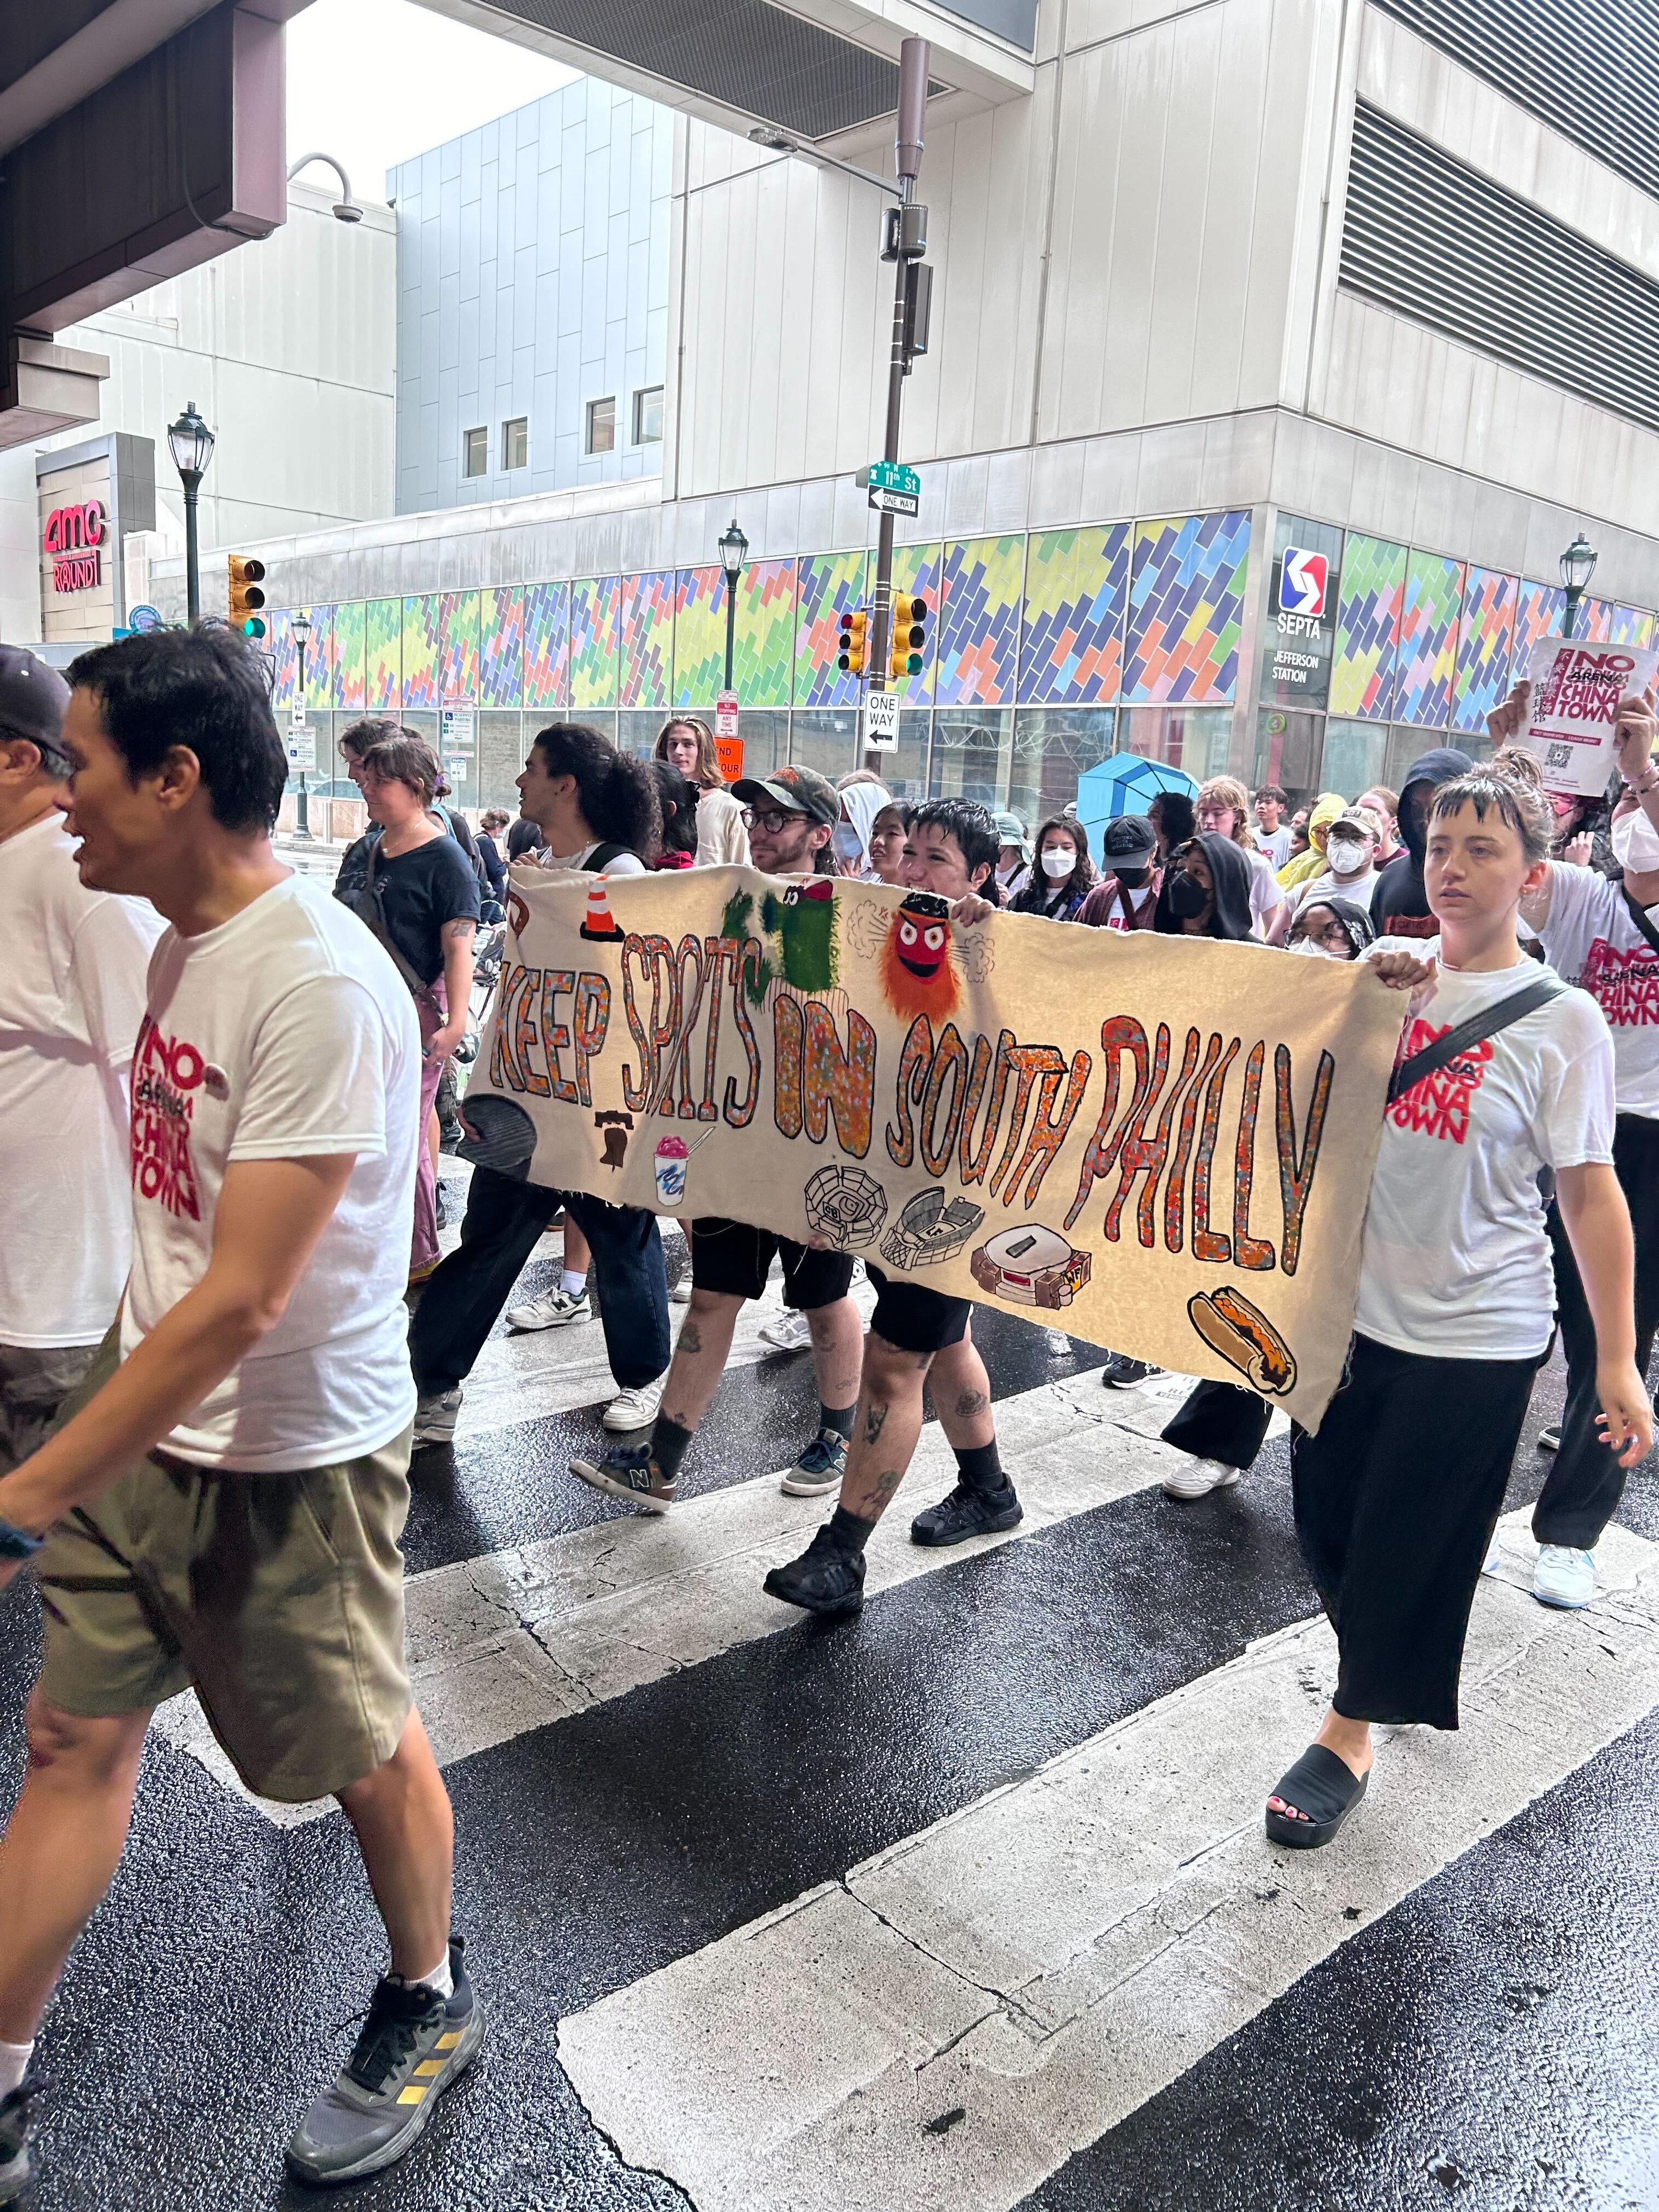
[228,556,267,639]
[837,607,869,676]
[889,592,928,681]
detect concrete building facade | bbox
[150,0,1659,832]
[389,78,674,514]
[0,180,395,647]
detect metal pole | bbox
[182,476,201,624]
[295,639,312,841]
[865,36,928,770]
[724,572,738,692]
[1563,587,1580,641]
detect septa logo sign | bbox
[1279,548,1329,618]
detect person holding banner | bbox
[1264,758,1650,1849]
[1482,684,1659,1609]
[564,764,867,1512]
[764,798,1019,1616]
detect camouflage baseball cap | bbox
[732,763,839,827]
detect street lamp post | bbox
[166,401,216,625]
[719,518,748,692]
[1560,533,1597,640]
[291,608,313,843]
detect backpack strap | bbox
[1386,974,1566,1106]
[1621,883,1659,958]
[583,841,630,872]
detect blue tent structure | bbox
[1074,753,1199,863]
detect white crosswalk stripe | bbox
[153,1370,1265,1823]
[556,1514,1659,2212]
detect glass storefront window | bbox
[479,712,526,809]
[789,710,861,786]
[1122,706,1232,779]
[617,711,668,760]
[1008,708,1118,827]
[928,709,1011,810]
[1254,709,1326,810]
[1321,719,1390,799]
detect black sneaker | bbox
[568,1442,677,1513]
[1100,1353,1161,1389]
[910,1481,1023,1547]
[285,1936,485,2186]
[763,1525,866,1615]
[0,2082,35,2206]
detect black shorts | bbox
[864,1265,973,1355]
[688,1218,854,1310]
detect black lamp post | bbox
[719,518,748,691]
[291,608,313,842]
[166,401,216,625]
[1560,533,1597,640]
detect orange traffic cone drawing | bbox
[580,873,624,942]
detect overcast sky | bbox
[285,0,578,203]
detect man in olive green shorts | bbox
[0,630,476,2203]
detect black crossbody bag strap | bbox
[1386,975,1566,1105]
[1621,884,1659,958]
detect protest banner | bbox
[1519,636,1659,799]
[471,867,1406,1428]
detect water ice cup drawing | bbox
[655,1135,689,1205]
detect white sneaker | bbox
[603,1377,665,1432]
[1533,1543,1596,1609]
[507,1286,591,1332]
[1160,1455,1240,1501]
[759,1310,812,1353]
[1480,1532,1504,1577]
[669,1276,692,1305]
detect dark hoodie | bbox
[1154,832,1256,941]
[1369,745,1472,936]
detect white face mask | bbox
[1288,936,1337,958]
[1613,806,1659,873]
[831,823,864,864]
[1326,838,1368,876]
[1040,847,1074,879]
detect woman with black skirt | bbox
[1265,758,1650,1848]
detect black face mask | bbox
[1112,865,1151,889]
[1166,870,1209,920]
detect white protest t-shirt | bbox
[121,873,420,1470]
[1245,848,1286,936]
[1536,861,1659,1118]
[1355,938,1615,1360]
[1292,864,1378,916]
[0,813,165,1348]
[1255,823,1292,870]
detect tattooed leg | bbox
[658,1288,743,1432]
[804,1294,863,1416]
[930,1331,995,1451]
[836,1331,933,1526]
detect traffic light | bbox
[227,556,267,639]
[837,607,869,677]
[889,593,928,681]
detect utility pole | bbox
[864,37,930,769]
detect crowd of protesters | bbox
[0,624,1655,2198]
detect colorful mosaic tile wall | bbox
[261,514,1659,743]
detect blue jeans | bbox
[409,1165,669,1396]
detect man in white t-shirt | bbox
[0,630,477,2201]
[0,648,163,1472]
[1252,782,1292,869]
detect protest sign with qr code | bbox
[1519,637,1659,799]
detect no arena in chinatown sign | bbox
[44,500,106,593]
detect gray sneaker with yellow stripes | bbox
[285,1936,484,2185]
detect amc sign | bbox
[44,501,106,594]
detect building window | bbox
[586,397,617,455]
[632,385,664,444]
[502,417,528,471]
[462,426,487,477]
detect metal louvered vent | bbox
[1340,102,1659,436]
[1371,0,1659,202]
[469,0,907,137]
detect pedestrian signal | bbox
[889,593,927,681]
[228,555,267,639]
[837,608,869,677]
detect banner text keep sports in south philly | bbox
[475,867,1405,1428]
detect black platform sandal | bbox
[1265,1744,1369,1850]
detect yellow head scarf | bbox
[1277,792,1346,889]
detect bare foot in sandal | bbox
[1266,1710,1374,1848]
